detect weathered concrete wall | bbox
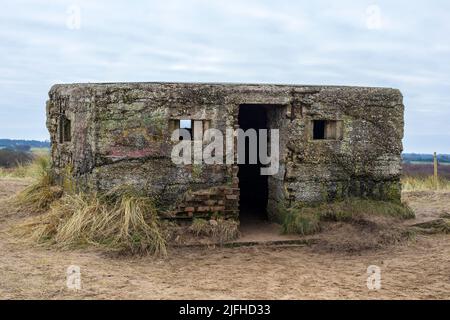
[283,87,404,210]
[47,82,404,221]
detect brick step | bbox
[170,185,240,220]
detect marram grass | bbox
[11,157,168,256]
[18,186,168,256]
[12,156,63,213]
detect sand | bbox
[0,178,448,300]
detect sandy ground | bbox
[403,190,450,224]
[0,178,449,300]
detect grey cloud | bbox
[0,0,449,152]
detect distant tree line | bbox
[402,153,450,163]
[0,139,50,168]
[0,139,50,150]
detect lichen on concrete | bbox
[47,82,404,222]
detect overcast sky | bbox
[0,0,449,153]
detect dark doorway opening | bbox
[238,105,268,223]
[313,120,326,140]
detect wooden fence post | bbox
[434,152,438,189]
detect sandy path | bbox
[403,190,450,224]
[0,178,449,300]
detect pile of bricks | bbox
[172,185,239,219]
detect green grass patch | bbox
[282,198,415,236]
[282,208,321,235]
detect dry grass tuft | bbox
[17,186,168,256]
[411,219,450,235]
[12,156,63,213]
[402,176,450,192]
[189,218,240,244]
